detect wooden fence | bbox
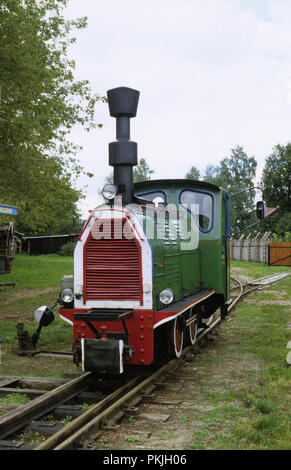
[20,231,291,264]
[269,242,291,266]
[230,232,273,264]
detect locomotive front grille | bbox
[83,219,142,303]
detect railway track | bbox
[0,372,144,449]
[0,272,289,450]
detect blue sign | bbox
[0,204,17,216]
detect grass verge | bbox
[0,254,77,378]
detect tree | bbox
[262,144,291,210]
[260,143,291,234]
[0,0,102,234]
[133,158,154,182]
[220,147,257,233]
[203,164,225,187]
[202,147,257,233]
[185,166,201,180]
[16,157,84,236]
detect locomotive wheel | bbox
[169,317,184,358]
[187,318,197,345]
[184,309,197,346]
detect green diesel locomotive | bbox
[35,86,265,374]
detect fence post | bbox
[246,233,252,262]
[253,232,261,262]
[238,234,246,261]
[262,231,272,264]
[230,231,272,264]
[230,237,234,259]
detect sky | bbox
[63,0,291,217]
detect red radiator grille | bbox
[83,219,142,303]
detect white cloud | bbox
[267,0,291,23]
[63,0,291,216]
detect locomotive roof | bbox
[134,178,221,192]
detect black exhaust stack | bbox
[107,86,140,205]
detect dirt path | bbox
[1,263,290,449]
[0,286,58,321]
[0,286,57,302]
[88,271,291,450]
[91,322,261,450]
[230,266,253,285]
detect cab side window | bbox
[180,190,214,232]
[135,191,166,206]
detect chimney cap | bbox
[107,86,140,118]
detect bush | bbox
[271,232,291,242]
[58,242,75,256]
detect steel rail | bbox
[54,306,245,451]
[34,375,141,450]
[195,276,244,341]
[228,272,289,312]
[49,361,179,450]
[37,321,228,451]
[5,271,286,449]
[229,276,244,312]
[196,316,222,341]
[0,372,93,440]
[196,272,273,342]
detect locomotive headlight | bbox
[60,288,74,304]
[102,184,118,200]
[159,288,174,305]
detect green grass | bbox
[1,256,291,449]
[0,393,30,416]
[231,260,290,279]
[253,399,276,414]
[94,259,290,451]
[0,254,77,378]
[0,254,73,292]
[0,393,30,405]
[125,435,142,443]
[0,316,74,377]
[185,261,291,450]
[19,430,43,447]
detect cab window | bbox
[180,190,214,232]
[135,191,166,206]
